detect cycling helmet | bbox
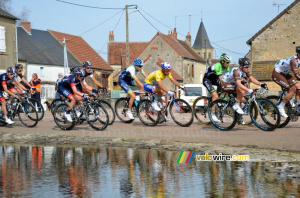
[74,67,84,77]
[6,66,15,76]
[296,46,300,53]
[161,62,171,70]
[220,53,232,62]
[15,64,23,70]
[133,58,143,67]
[82,61,92,68]
[239,58,251,67]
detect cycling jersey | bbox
[274,55,300,75]
[57,74,82,99]
[204,62,230,80]
[82,69,93,84]
[222,67,251,84]
[119,65,145,80]
[0,73,14,90]
[144,70,172,85]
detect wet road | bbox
[0,112,300,153]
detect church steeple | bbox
[193,19,214,60]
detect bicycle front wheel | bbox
[28,98,44,121]
[250,98,280,131]
[86,103,109,131]
[208,99,236,131]
[51,99,66,115]
[137,99,160,126]
[192,96,211,125]
[115,98,134,123]
[53,103,75,130]
[169,99,194,127]
[18,102,39,127]
[98,100,115,125]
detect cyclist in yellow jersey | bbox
[144,62,185,120]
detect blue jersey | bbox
[58,74,81,89]
[0,73,13,90]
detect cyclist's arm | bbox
[218,75,223,85]
[90,76,104,88]
[157,81,168,93]
[291,59,300,80]
[14,80,27,91]
[2,84,15,97]
[248,76,260,86]
[71,85,84,97]
[81,82,93,94]
[170,77,180,87]
[236,79,250,92]
[132,76,143,88]
[21,76,32,88]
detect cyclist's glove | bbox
[248,89,253,94]
[92,88,98,93]
[179,85,185,90]
[166,91,174,96]
[260,83,268,89]
[14,94,19,98]
[81,93,89,99]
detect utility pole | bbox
[126,5,129,68]
[63,38,69,75]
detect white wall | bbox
[26,64,65,82]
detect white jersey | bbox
[274,55,300,75]
[222,67,250,84]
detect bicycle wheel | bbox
[208,99,237,131]
[28,98,44,121]
[237,100,257,126]
[98,100,115,125]
[192,96,211,125]
[169,99,194,127]
[137,99,160,126]
[250,98,280,131]
[266,95,291,128]
[51,99,66,115]
[53,103,75,130]
[17,102,39,127]
[86,103,109,131]
[115,98,134,123]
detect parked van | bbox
[180,84,208,107]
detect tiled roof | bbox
[193,20,213,49]
[156,57,183,81]
[0,8,18,20]
[49,30,113,72]
[108,42,149,67]
[17,27,81,66]
[247,0,300,45]
[178,40,206,62]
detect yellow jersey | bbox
[144,70,172,85]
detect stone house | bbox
[0,8,18,70]
[246,0,300,91]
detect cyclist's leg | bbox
[0,92,8,116]
[203,78,218,102]
[119,78,135,110]
[272,71,295,105]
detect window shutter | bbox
[0,26,6,52]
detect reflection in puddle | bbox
[0,145,299,197]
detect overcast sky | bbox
[11,0,295,64]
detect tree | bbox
[0,0,12,12]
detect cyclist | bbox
[0,67,21,124]
[272,46,300,118]
[203,53,231,122]
[143,62,185,121]
[57,67,88,122]
[118,58,148,120]
[222,58,268,115]
[80,61,106,93]
[15,64,32,91]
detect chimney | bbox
[21,21,31,35]
[172,28,177,40]
[109,31,114,42]
[185,32,191,46]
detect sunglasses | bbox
[86,66,91,69]
[243,66,250,68]
[8,73,14,76]
[162,69,171,72]
[17,69,23,72]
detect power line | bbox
[213,34,254,43]
[56,0,124,9]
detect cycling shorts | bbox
[57,85,75,99]
[143,82,157,93]
[119,77,137,94]
[203,77,221,94]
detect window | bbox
[192,65,194,78]
[185,87,202,96]
[40,67,44,77]
[0,26,6,52]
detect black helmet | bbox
[296,46,300,53]
[239,58,251,67]
[15,64,23,70]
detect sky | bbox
[10,0,296,64]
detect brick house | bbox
[247,0,300,91]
